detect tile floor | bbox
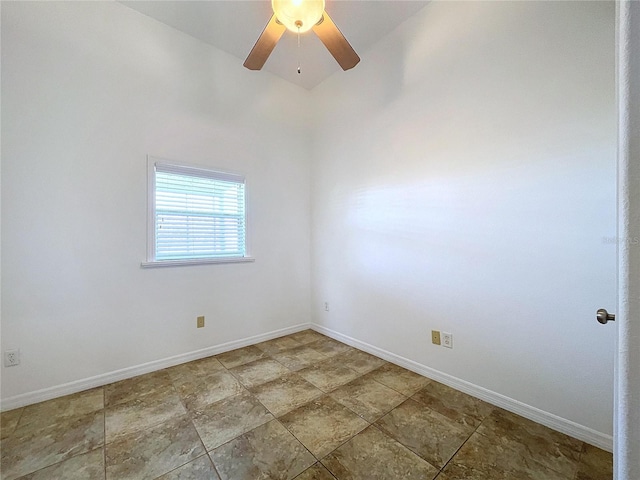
[0,330,613,480]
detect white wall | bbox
[1,2,312,401]
[311,1,617,439]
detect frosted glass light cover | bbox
[272,0,325,33]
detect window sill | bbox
[140,257,255,268]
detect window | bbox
[142,158,253,267]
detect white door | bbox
[614,2,640,479]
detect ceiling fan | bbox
[244,0,360,72]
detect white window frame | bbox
[141,156,254,268]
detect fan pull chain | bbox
[297,25,301,74]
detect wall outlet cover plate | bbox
[4,349,20,367]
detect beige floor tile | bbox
[375,398,470,468]
[166,356,225,381]
[331,349,387,375]
[230,358,291,388]
[575,443,613,480]
[105,391,186,443]
[307,338,354,357]
[106,414,204,480]
[173,369,244,412]
[105,370,173,407]
[0,411,104,480]
[211,419,315,480]
[317,354,359,371]
[191,390,273,451]
[18,447,105,480]
[297,359,361,392]
[0,408,23,440]
[11,336,594,480]
[366,363,431,396]
[287,330,328,345]
[255,336,303,353]
[251,373,324,417]
[15,388,103,435]
[215,345,268,369]
[271,345,329,371]
[294,463,336,480]
[157,455,220,479]
[476,408,582,478]
[411,381,494,428]
[329,376,406,422]
[279,396,368,459]
[442,431,568,480]
[322,425,439,480]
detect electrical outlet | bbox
[324,302,330,312]
[4,349,20,367]
[197,316,205,328]
[442,332,453,349]
[431,330,441,345]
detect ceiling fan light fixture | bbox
[271,0,325,33]
[245,0,359,72]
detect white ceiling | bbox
[120,1,428,90]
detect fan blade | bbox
[244,14,286,70]
[312,12,360,71]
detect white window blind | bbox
[152,162,246,262]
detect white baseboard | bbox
[311,323,613,452]
[0,323,311,412]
